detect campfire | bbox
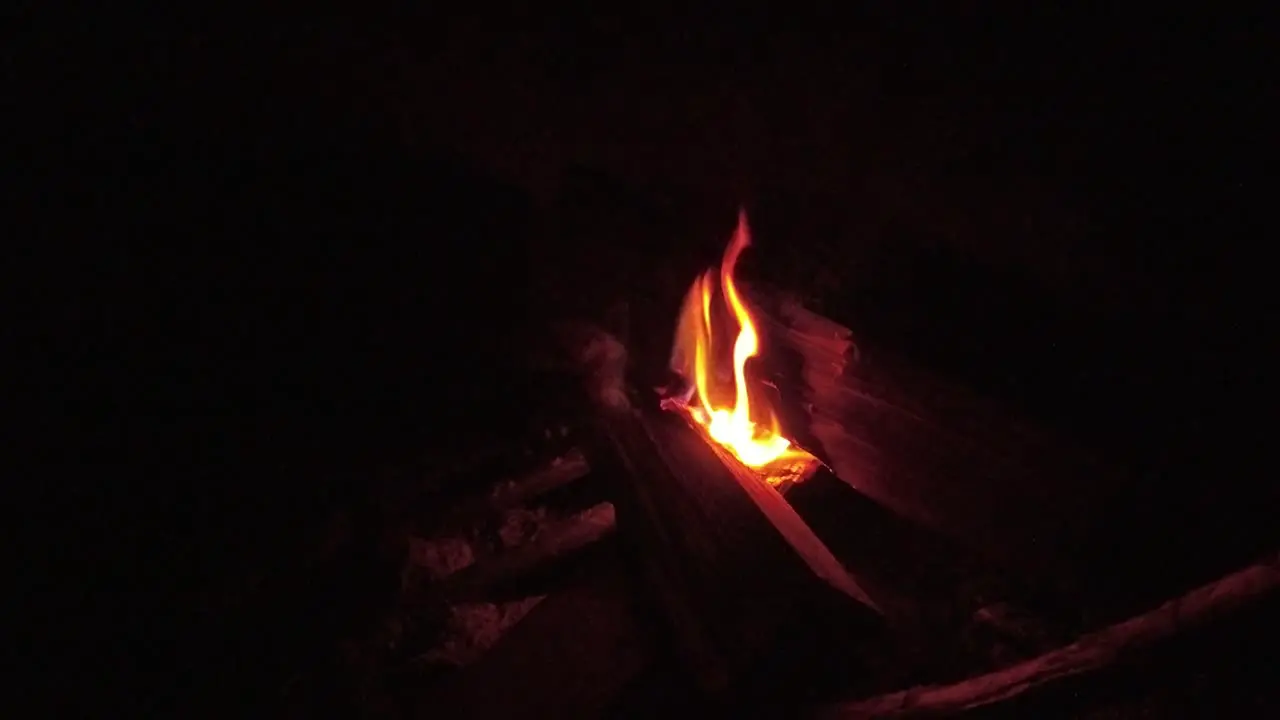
[663,209,820,488]
[309,208,1280,720]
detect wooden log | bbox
[574,328,883,697]
[487,448,591,511]
[440,502,618,603]
[817,551,1280,718]
[742,285,1130,589]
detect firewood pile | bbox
[271,290,1278,719]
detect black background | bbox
[12,3,1274,714]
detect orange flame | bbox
[670,210,806,471]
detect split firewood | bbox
[742,284,1131,587]
[574,327,877,602]
[817,551,1280,718]
[572,325,884,696]
[590,403,885,697]
[439,502,617,603]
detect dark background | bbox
[13,3,1273,715]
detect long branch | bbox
[819,552,1280,718]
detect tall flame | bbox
[671,210,800,469]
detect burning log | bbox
[548,212,888,697]
[588,402,884,695]
[573,325,883,696]
[817,551,1280,717]
[562,210,1090,702]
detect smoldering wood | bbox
[439,502,618,603]
[818,552,1280,718]
[572,327,883,696]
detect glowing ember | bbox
[669,210,813,478]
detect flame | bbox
[670,210,807,473]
